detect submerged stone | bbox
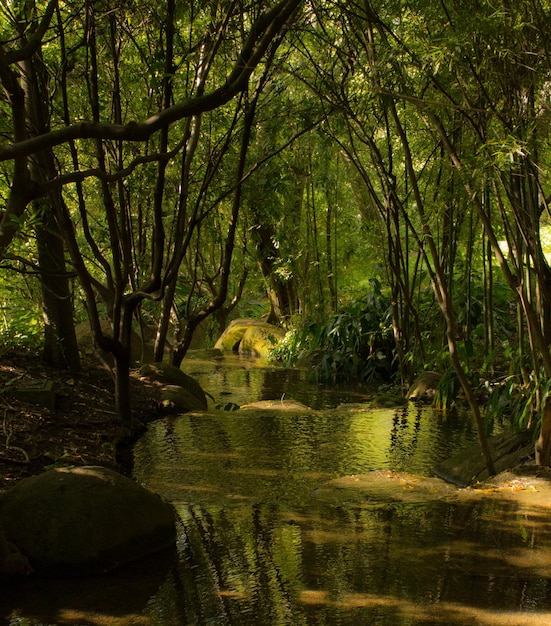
[240,399,311,412]
[313,470,459,506]
[312,465,551,509]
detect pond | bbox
[3,352,551,625]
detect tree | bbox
[0,1,79,369]
[0,0,303,428]
[289,0,551,469]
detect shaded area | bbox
[0,352,158,495]
[0,546,177,626]
[139,489,551,625]
[131,399,551,624]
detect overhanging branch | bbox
[0,0,302,163]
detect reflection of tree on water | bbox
[187,414,234,467]
[162,503,300,625]
[134,365,551,625]
[189,353,371,409]
[153,505,228,624]
[389,405,422,467]
[259,366,305,403]
[158,495,551,624]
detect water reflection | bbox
[140,497,551,626]
[4,355,551,625]
[135,405,476,506]
[183,351,373,409]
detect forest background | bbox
[1,0,551,472]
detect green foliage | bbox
[0,0,550,447]
[0,287,43,352]
[433,368,461,410]
[272,279,396,384]
[0,246,45,350]
[484,375,530,430]
[483,358,551,437]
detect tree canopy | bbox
[2,0,551,467]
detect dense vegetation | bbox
[1,0,551,471]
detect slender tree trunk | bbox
[114,348,132,432]
[155,278,176,362]
[325,191,337,312]
[444,311,496,475]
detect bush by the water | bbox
[272,280,396,383]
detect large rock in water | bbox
[0,467,176,577]
[214,318,285,358]
[239,324,285,358]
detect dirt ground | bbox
[0,350,159,495]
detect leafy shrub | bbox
[0,308,43,351]
[272,279,396,383]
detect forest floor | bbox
[0,350,160,495]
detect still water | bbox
[3,353,551,625]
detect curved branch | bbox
[4,0,58,65]
[0,0,302,162]
[38,139,186,195]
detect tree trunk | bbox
[155,278,176,363]
[19,15,80,371]
[114,353,132,433]
[107,305,135,431]
[535,397,551,466]
[35,214,80,370]
[254,223,299,323]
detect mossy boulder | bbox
[407,371,441,401]
[214,319,284,358]
[0,466,176,577]
[214,318,257,352]
[140,362,207,410]
[239,324,285,358]
[158,384,208,413]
